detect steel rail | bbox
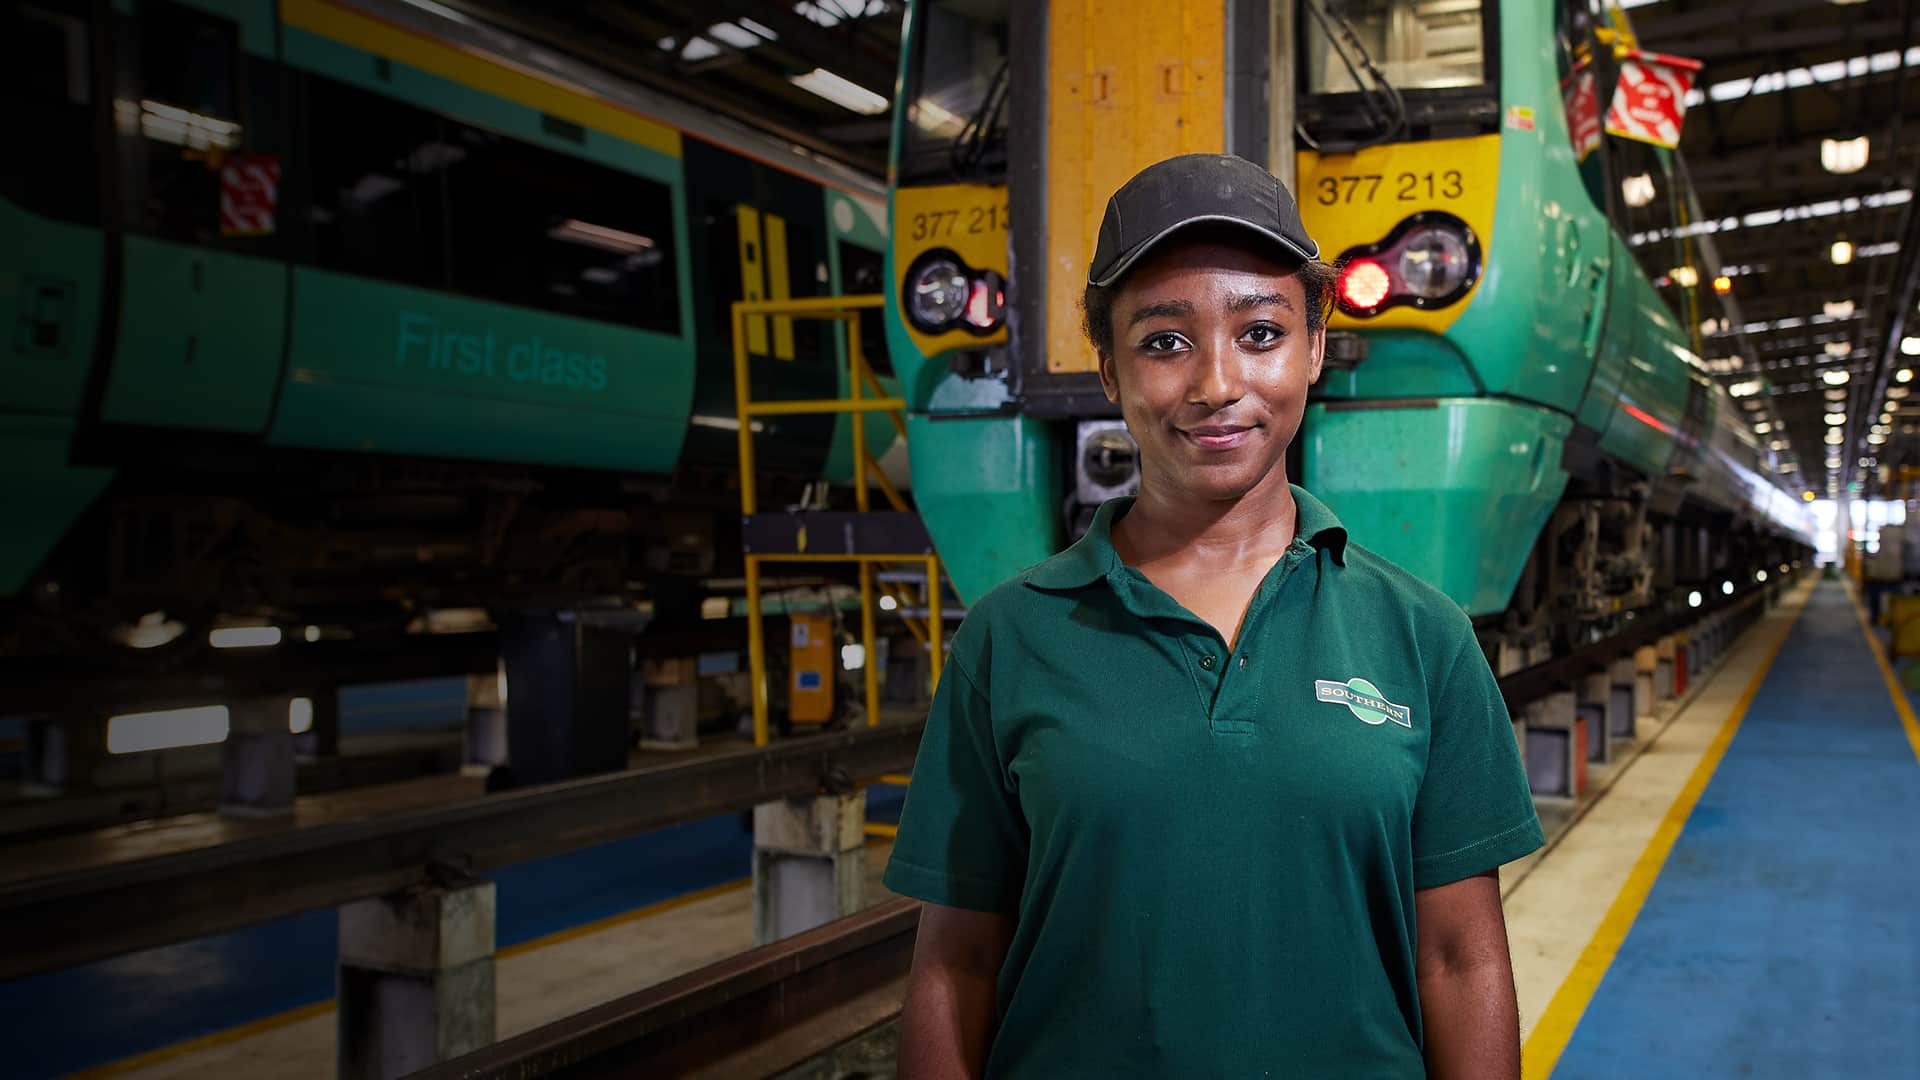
[408,896,923,1080]
[0,722,924,981]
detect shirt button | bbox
[1200,654,1217,670]
[1238,656,1247,668]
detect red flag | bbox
[1605,49,1704,149]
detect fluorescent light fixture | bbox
[107,705,229,754]
[1824,368,1852,385]
[547,219,655,255]
[304,624,321,642]
[788,68,888,115]
[1630,190,1911,248]
[1822,136,1869,175]
[211,625,282,649]
[1903,339,1920,357]
[1622,173,1656,208]
[1832,239,1855,265]
[1826,429,1845,444]
[706,20,770,49]
[1825,413,1847,426]
[840,643,866,670]
[1670,266,1699,288]
[1824,340,1852,357]
[1729,379,1762,397]
[1754,421,1772,433]
[1827,388,1849,400]
[1869,432,1887,445]
[1770,439,1789,451]
[878,594,898,611]
[1825,300,1855,320]
[289,696,314,735]
[1686,46,1920,107]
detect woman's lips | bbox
[1179,425,1254,451]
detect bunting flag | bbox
[1605,49,1704,149]
[219,153,280,237]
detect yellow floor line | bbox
[1520,585,1808,1080]
[1841,581,1920,767]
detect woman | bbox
[884,153,1543,1079]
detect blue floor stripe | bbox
[1552,580,1920,1078]
[0,785,906,1077]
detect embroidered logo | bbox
[1314,677,1413,728]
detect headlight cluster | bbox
[1333,212,1481,318]
[903,249,1005,335]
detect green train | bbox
[3,0,900,658]
[884,0,1813,647]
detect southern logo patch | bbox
[1315,677,1413,728]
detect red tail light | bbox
[1339,260,1392,312]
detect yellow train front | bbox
[883,0,1813,632]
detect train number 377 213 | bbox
[909,204,1009,241]
[1316,171,1465,205]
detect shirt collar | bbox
[1023,484,1348,592]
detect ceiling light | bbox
[1890,387,1911,399]
[1869,432,1887,445]
[1622,173,1656,208]
[1670,266,1700,288]
[1832,239,1855,265]
[1903,339,1920,357]
[1827,388,1849,400]
[1770,439,1789,451]
[1713,275,1732,294]
[1821,135,1869,174]
[547,219,655,254]
[1825,340,1852,357]
[1825,412,1847,425]
[1826,299,1856,319]
[788,68,889,115]
[1882,413,1893,424]
[1754,421,1772,433]
[1824,368,1852,385]
[1826,429,1846,444]
[1729,379,1763,397]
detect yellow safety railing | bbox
[732,294,945,748]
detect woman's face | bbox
[1098,239,1324,505]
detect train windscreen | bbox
[1304,0,1488,94]
[896,0,1009,184]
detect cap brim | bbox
[1089,214,1321,288]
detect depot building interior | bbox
[4,1,1920,1078]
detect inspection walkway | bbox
[1511,576,1920,1078]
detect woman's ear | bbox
[1097,349,1120,403]
[1308,328,1325,385]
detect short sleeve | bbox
[882,652,1028,912]
[1410,633,1545,890]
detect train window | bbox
[302,75,449,288]
[897,0,1008,184]
[1305,0,1487,94]
[125,2,244,243]
[1,0,96,224]
[1553,0,1609,215]
[441,120,680,334]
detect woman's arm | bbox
[1415,870,1522,1080]
[898,903,1016,1080]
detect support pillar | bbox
[499,613,630,787]
[1654,635,1676,702]
[1578,671,1611,765]
[1607,656,1637,742]
[338,881,496,1080]
[636,657,700,751]
[464,669,507,772]
[753,792,864,945]
[1522,691,1582,800]
[1633,646,1658,727]
[222,696,295,818]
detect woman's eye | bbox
[1243,323,1284,346]
[1142,332,1187,352]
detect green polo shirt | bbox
[883,486,1543,1078]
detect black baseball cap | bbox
[1087,153,1320,288]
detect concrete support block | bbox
[338,881,496,1080]
[465,670,507,770]
[1634,646,1658,725]
[1608,656,1637,741]
[222,696,295,818]
[1578,672,1611,764]
[753,793,865,946]
[1523,691,1583,799]
[1654,636,1676,702]
[637,682,700,751]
